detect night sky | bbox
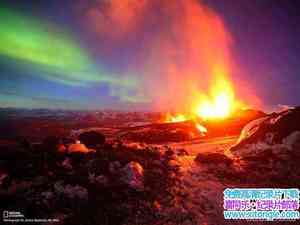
[1,0,300,111]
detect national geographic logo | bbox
[2,210,59,223]
[2,210,25,222]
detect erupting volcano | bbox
[1,0,300,224]
[165,67,245,128]
[164,62,248,136]
[145,0,254,125]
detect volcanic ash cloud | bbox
[83,0,258,110]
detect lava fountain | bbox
[164,66,245,135]
[165,68,244,122]
[193,68,243,120]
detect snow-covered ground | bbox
[167,136,238,224]
[170,136,238,156]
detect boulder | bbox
[121,161,144,190]
[15,136,32,150]
[61,158,72,170]
[229,106,300,158]
[0,172,8,187]
[109,161,121,174]
[195,153,233,166]
[43,136,61,152]
[78,131,105,147]
[54,182,88,200]
[57,144,67,153]
[88,173,108,186]
[228,107,300,185]
[68,141,93,153]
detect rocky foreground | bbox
[0,135,196,225]
[0,107,299,225]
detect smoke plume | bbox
[82,0,259,110]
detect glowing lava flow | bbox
[165,113,188,123]
[166,74,240,123]
[163,74,245,138]
[164,67,244,137]
[195,123,207,133]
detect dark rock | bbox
[62,137,76,145]
[119,121,197,144]
[164,149,175,158]
[43,136,61,152]
[121,161,144,190]
[176,148,189,156]
[0,138,188,225]
[228,106,300,186]
[230,106,300,158]
[0,141,32,160]
[15,136,32,150]
[195,153,233,166]
[78,131,105,147]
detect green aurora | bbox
[0,8,148,103]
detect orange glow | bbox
[194,71,239,120]
[165,113,187,123]
[164,67,244,124]
[164,112,208,136]
[195,123,207,134]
